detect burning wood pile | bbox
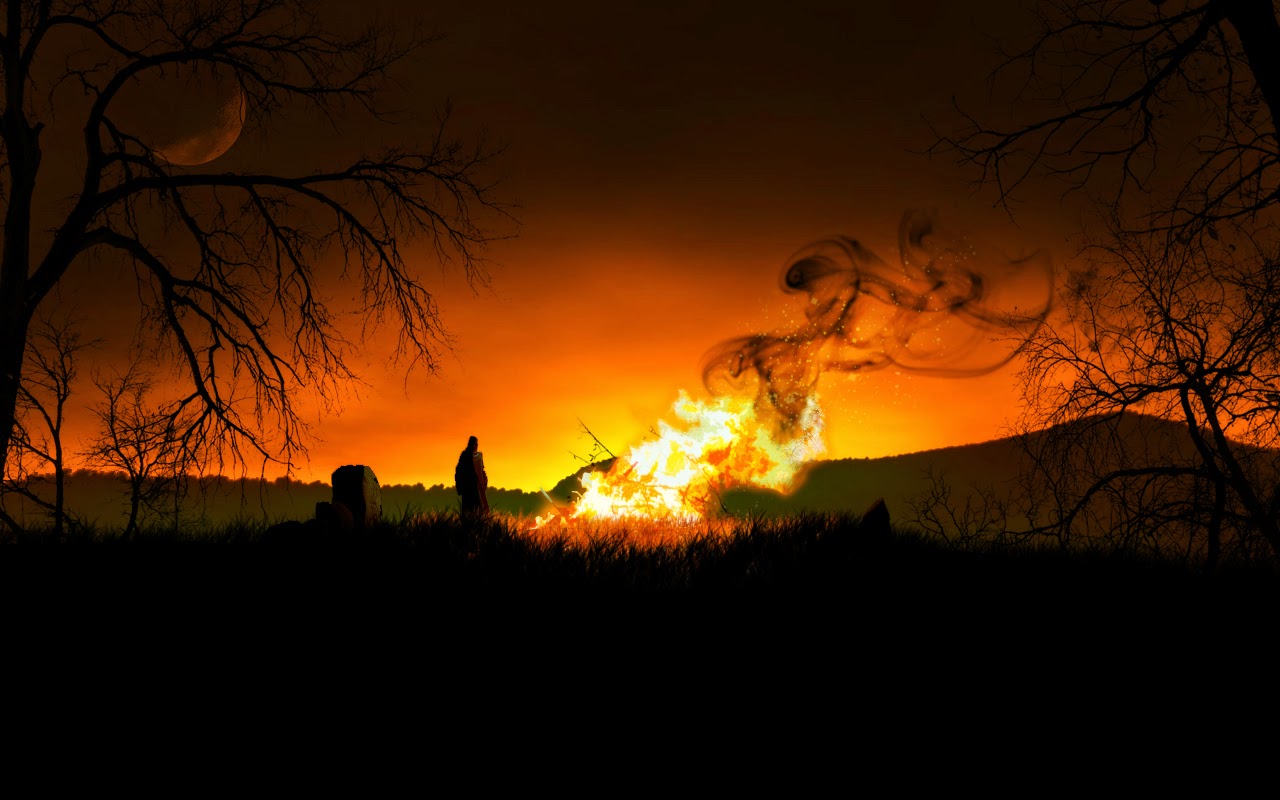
[533,392,825,528]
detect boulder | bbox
[331,465,381,530]
[315,500,355,534]
[263,519,314,544]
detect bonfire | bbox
[533,391,825,528]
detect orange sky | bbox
[44,0,1093,492]
[329,204,1074,493]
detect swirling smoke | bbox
[702,210,1054,427]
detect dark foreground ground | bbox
[6,512,1277,647]
[6,512,1278,756]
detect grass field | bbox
[7,507,1276,609]
[6,507,1278,720]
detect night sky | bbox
[49,0,1089,491]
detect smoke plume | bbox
[702,210,1053,426]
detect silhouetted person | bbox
[455,435,490,516]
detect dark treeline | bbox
[1,469,549,531]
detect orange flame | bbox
[534,391,825,527]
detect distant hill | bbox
[551,412,1230,524]
[542,434,1032,524]
[723,437,1026,522]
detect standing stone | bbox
[331,465,381,530]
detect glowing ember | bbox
[535,391,825,527]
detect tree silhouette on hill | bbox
[934,0,1280,566]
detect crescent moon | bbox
[156,85,247,166]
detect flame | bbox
[534,391,825,528]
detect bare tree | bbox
[0,1,509,514]
[1,312,94,533]
[899,219,1280,570]
[922,1,1280,568]
[1006,222,1280,567]
[933,0,1280,241]
[906,466,1014,549]
[83,363,205,536]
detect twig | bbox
[576,418,616,460]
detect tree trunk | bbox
[125,480,141,538]
[0,322,30,506]
[52,402,64,537]
[1206,476,1225,573]
[1223,0,1280,140]
[1194,384,1280,558]
[0,1,39,512]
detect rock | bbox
[315,500,355,534]
[861,497,892,539]
[263,519,313,544]
[331,465,381,530]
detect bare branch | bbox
[0,0,515,497]
[930,0,1280,242]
